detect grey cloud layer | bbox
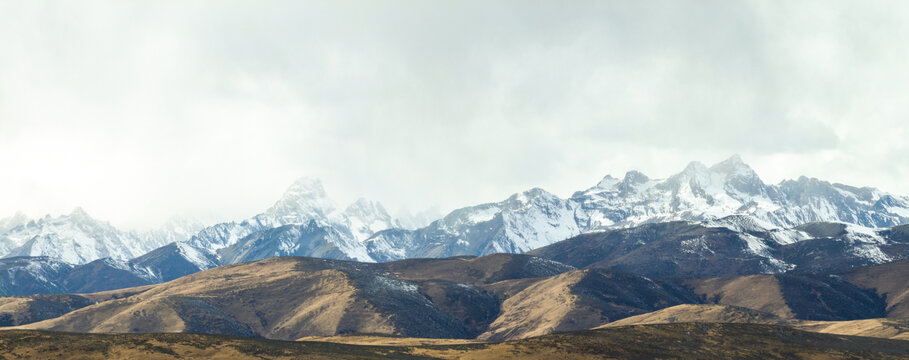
[0,1,907,228]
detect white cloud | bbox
[1,1,908,229]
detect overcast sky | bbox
[2,1,909,230]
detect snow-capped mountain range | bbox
[0,208,205,265]
[182,177,400,265]
[2,155,908,272]
[573,155,908,231]
[365,155,909,261]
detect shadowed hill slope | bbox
[842,259,909,318]
[5,254,907,342]
[686,274,887,321]
[15,257,482,339]
[5,255,696,341]
[477,269,697,341]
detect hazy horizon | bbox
[3,1,909,230]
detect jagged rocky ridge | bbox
[180,177,403,266]
[365,155,909,261]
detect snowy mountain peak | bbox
[709,154,756,178]
[345,198,388,215]
[682,160,709,174]
[284,177,327,198]
[344,198,398,242]
[0,212,29,233]
[516,188,555,201]
[622,170,650,186]
[595,174,620,189]
[68,207,92,221]
[266,177,338,221]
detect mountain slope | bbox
[598,304,909,340]
[842,259,909,318]
[477,268,697,341]
[685,274,887,321]
[5,254,906,344]
[0,256,152,296]
[599,304,786,327]
[7,255,698,341]
[527,218,906,277]
[366,188,580,261]
[13,256,533,339]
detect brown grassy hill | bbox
[378,253,573,285]
[477,269,696,341]
[2,254,574,339]
[7,255,699,341]
[596,304,909,340]
[7,254,903,343]
[686,273,887,320]
[14,257,480,339]
[526,222,780,278]
[0,286,152,326]
[797,318,909,340]
[842,259,909,318]
[0,294,94,327]
[599,304,786,327]
[9,263,696,342]
[3,323,909,359]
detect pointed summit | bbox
[69,207,91,219]
[682,161,709,174]
[344,198,397,241]
[283,177,327,198]
[595,174,620,189]
[623,170,650,185]
[266,177,337,221]
[616,170,650,195]
[709,155,755,177]
[723,154,744,164]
